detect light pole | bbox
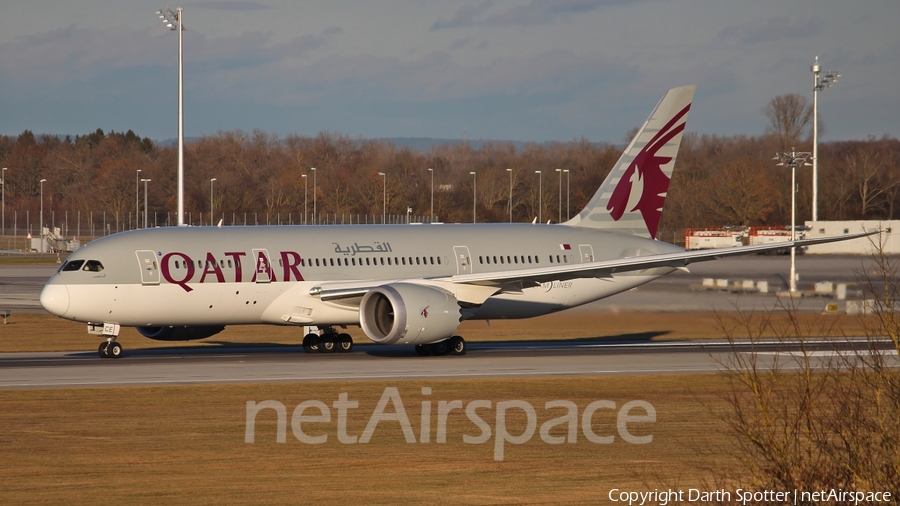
[427,168,434,222]
[506,168,513,222]
[535,170,542,223]
[563,169,570,220]
[135,169,141,229]
[39,179,47,253]
[811,56,840,222]
[2,167,6,236]
[156,6,185,226]
[141,179,151,229]
[209,178,216,226]
[470,171,476,223]
[555,168,562,224]
[774,146,812,294]
[378,172,386,223]
[302,174,307,225]
[311,167,316,225]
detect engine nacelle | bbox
[360,283,461,345]
[137,325,226,341]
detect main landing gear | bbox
[302,327,353,354]
[415,336,466,356]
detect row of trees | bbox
[1,94,897,242]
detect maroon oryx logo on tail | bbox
[606,103,691,239]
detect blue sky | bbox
[1,0,897,144]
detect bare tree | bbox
[707,158,775,226]
[844,141,893,217]
[764,94,813,150]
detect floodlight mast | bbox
[774,147,812,293]
[811,56,840,222]
[157,6,185,225]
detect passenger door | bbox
[578,244,594,263]
[453,246,472,275]
[252,248,272,283]
[135,250,160,285]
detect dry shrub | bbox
[701,237,900,503]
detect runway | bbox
[1,338,896,389]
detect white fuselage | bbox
[40,223,679,330]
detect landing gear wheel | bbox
[337,333,353,353]
[449,336,466,356]
[415,344,431,356]
[431,340,450,356]
[303,333,320,353]
[108,342,123,359]
[98,343,109,358]
[320,337,336,353]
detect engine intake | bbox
[137,325,225,341]
[360,283,461,345]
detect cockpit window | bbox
[82,260,104,272]
[62,260,85,272]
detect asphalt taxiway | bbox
[1,338,896,389]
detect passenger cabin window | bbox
[62,259,85,271]
[83,260,104,272]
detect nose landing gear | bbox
[98,340,123,359]
[89,323,123,359]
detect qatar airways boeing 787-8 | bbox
[39,86,868,358]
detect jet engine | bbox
[359,283,461,345]
[137,325,226,341]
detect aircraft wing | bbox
[313,231,875,304]
[450,231,878,288]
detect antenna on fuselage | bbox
[217,218,223,228]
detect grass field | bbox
[0,254,61,265]
[0,375,739,506]
[0,279,878,504]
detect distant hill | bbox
[153,136,610,152]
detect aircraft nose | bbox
[40,284,70,316]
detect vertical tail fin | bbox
[564,85,695,239]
